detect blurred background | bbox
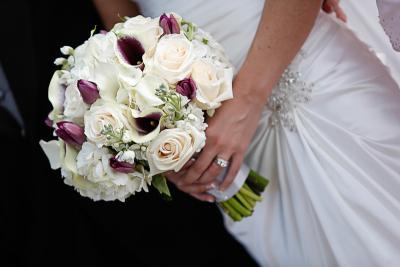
[0,1,258,266]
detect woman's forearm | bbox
[92,0,140,30]
[236,0,322,106]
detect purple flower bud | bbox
[109,157,135,173]
[44,116,53,128]
[176,78,197,100]
[135,112,162,135]
[160,13,180,35]
[77,80,100,105]
[55,121,85,148]
[117,36,145,66]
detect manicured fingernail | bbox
[206,183,217,190]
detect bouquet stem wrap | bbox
[208,164,269,221]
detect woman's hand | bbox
[167,0,322,201]
[165,74,266,202]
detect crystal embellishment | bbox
[267,69,313,131]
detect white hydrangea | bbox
[183,102,208,131]
[66,142,149,201]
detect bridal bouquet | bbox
[40,13,268,221]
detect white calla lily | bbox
[39,139,65,170]
[135,74,165,110]
[92,63,120,101]
[63,143,78,173]
[48,71,65,121]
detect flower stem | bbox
[220,201,242,221]
[226,198,252,217]
[239,187,262,202]
[235,191,253,211]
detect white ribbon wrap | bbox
[207,164,250,202]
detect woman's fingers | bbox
[179,145,217,186]
[219,153,244,192]
[322,0,335,13]
[164,158,196,184]
[179,182,216,194]
[190,192,215,203]
[164,171,184,185]
[196,153,231,184]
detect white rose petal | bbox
[191,58,233,110]
[84,100,135,147]
[144,34,195,84]
[146,124,206,176]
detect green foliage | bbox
[152,174,172,200]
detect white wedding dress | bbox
[134,1,400,266]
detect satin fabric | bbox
[341,0,400,85]
[135,1,400,266]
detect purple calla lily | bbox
[117,36,145,66]
[176,78,197,100]
[109,157,135,173]
[44,116,53,128]
[160,13,180,35]
[77,80,100,105]
[135,112,162,135]
[55,121,85,148]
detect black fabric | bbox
[0,1,259,266]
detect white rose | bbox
[144,34,195,84]
[114,15,162,51]
[63,82,89,121]
[71,34,116,82]
[146,124,206,176]
[85,32,117,64]
[84,101,134,147]
[191,58,233,110]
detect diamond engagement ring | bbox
[214,157,229,168]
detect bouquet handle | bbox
[207,164,250,202]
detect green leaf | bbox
[152,174,172,200]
